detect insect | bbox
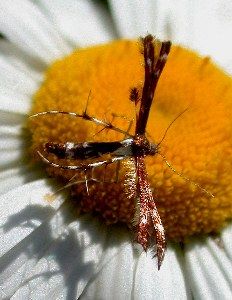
[31,35,172,269]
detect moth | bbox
[31,35,171,269]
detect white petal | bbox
[133,244,190,300]
[221,224,232,261]
[0,180,108,299]
[0,179,63,297]
[0,0,71,64]
[0,125,23,158]
[0,39,44,82]
[37,0,115,46]
[0,166,42,195]
[0,124,42,185]
[0,88,31,114]
[81,240,189,299]
[0,111,26,126]
[0,179,63,257]
[0,56,39,95]
[184,0,232,73]
[109,0,196,42]
[150,1,190,42]
[81,227,135,299]
[0,150,23,169]
[185,235,232,299]
[10,217,107,300]
[110,0,167,38]
[0,124,22,140]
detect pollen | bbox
[28,39,232,241]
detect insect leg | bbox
[37,150,126,170]
[30,110,133,138]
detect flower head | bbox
[29,38,232,243]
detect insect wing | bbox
[136,36,171,135]
[135,155,166,269]
[44,140,130,160]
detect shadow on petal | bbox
[1,198,114,299]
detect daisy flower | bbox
[0,1,232,299]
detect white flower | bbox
[0,1,232,299]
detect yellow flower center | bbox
[28,39,232,241]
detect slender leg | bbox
[30,110,133,138]
[37,150,126,170]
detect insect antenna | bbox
[153,107,214,197]
[158,152,214,198]
[156,107,189,147]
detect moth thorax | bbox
[133,134,158,156]
[44,142,67,158]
